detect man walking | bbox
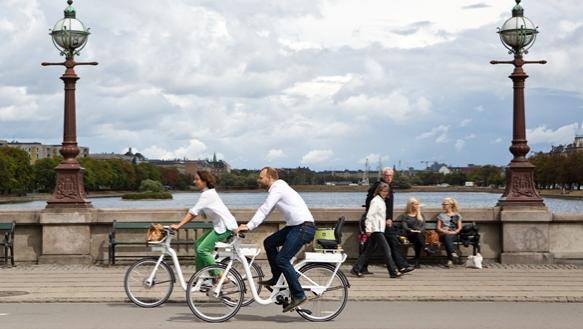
[238,167,315,312]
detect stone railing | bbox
[0,207,582,265]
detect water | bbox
[1,191,582,213]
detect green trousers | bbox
[195,229,232,272]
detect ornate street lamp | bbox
[43,0,97,208]
[491,0,546,207]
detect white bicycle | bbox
[123,226,264,307]
[185,233,350,323]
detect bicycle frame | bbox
[147,228,189,290]
[213,235,347,305]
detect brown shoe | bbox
[283,296,307,312]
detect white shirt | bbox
[246,180,314,230]
[188,188,238,234]
[365,195,386,233]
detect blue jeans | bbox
[264,223,315,300]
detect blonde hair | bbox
[442,197,460,213]
[404,197,424,221]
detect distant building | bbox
[90,147,146,164]
[566,135,583,153]
[0,139,89,164]
[149,154,231,177]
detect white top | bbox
[188,188,238,234]
[365,195,386,233]
[246,179,314,230]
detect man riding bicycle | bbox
[237,167,315,313]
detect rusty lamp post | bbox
[491,0,546,207]
[43,0,97,208]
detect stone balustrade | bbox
[0,207,582,265]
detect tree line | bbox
[0,147,193,194]
[530,149,583,190]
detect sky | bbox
[1,0,582,171]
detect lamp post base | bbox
[497,161,545,208]
[46,162,92,209]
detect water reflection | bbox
[1,192,582,213]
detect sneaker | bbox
[451,252,459,259]
[350,269,363,277]
[424,247,436,255]
[283,296,307,312]
[400,266,415,274]
[198,279,213,292]
[446,260,454,268]
[390,272,402,279]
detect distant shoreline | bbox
[1,186,582,203]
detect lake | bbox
[1,191,582,213]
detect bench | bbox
[0,221,15,266]
[108,220,214,265]
[399,221,481,264]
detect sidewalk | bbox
[1,262,583,303]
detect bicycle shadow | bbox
[167,311,304,323]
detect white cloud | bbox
[142,139,207,160]
[340,92,431,122]
[527,123,580,145]
[417,125,449,143]
[459,119,472,127]
[266,149,286,161]
[359,153,390,165]
[455,139,465,151]
[301,149,334,164]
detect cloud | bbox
[527,123,581,145]
[459,119,472,127]
[359,153,390,165]
[142,138,207,160]
[462,3,490,10]
[455,139,465,151]
[266,149,286,161]
[417,125,449,143]
[301,149,334,165]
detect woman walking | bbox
[351,182,402,278]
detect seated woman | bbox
[398,197,434,268]
[435,197,463,267]
[351,182,402,278]
[171,170,238,274]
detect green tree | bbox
[32,157,60,192]
[0,147,33,194]
[139,179,165,192]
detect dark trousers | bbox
[439,234,456,260]
[360,230,410,271]
[263,223,315,300]
[354,232,398,276]
[405,232,425,259]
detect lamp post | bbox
[43,0,97,208]
[491,0,546,207]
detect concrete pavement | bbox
[1,262,583,303]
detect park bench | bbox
[108,220,214,265]
[0,221,15,266]
[399,221,481,264]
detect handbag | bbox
[424,230,441,248]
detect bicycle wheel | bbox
[296,263,349,322]
[124,258,175,308]
[186,264,244,323]
[220,257,264,306]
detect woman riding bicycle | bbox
[171,170,238,273]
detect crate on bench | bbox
[108,220,214,265]
[0,221,15,266]
[399,221,480,264]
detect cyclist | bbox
[237,166,315,312]
[171,170,238,275]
